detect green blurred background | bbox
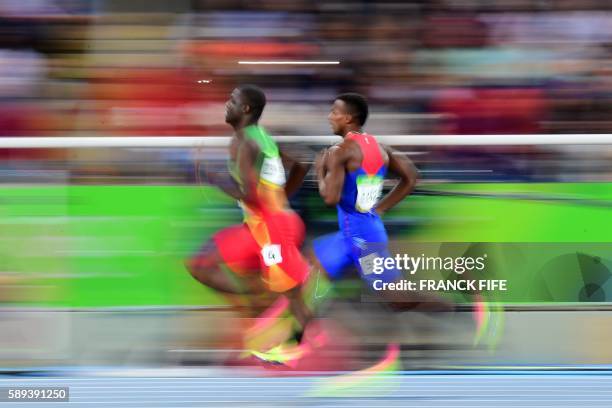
[2,182,611,308]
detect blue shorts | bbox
[313,216,401,288]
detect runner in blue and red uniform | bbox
[306,93,444,380]
[313,93,417,292]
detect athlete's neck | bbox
[342,126,363,138]
[232,118,259,135]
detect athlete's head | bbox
[225,84,266,127]
[328,93,369,136]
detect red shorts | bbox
[194,211,308,293]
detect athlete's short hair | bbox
[336,93,369,126]
[238,84,266,121]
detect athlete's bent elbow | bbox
[323,195,340,206]
[408,174,417,191]
[402,168,418,191]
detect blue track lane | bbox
[2,370,612,407]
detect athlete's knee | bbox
[186,250,220,283]
[186,259,208,285]
[284,285,304,300]
[285,287,312,326]
[308,249,328,277]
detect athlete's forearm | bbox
[280,147,312,198]
[316,147,346,206]
[314,150,329,200]
[376,164,418,214]
[285,161,310,198]
[375,178,415,215]
[317,176,330,203]
[221,181,258,207]
[377,147,418,215]
[209,172,246,201]
[232,141,259,205]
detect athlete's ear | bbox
[344,112,354,125]
[242,104,251,114]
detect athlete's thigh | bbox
[211,223,261,275]
[312,231,353,281]
[348,228,401,287]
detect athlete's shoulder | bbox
[336,136,361,151]
[329,139,356,160]
[242,125,277,154]
[360,133,389,162]
[234,132,260,158]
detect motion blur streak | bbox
[1,2,612,403]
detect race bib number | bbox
[358,252,380,276]
[356,175,383,213]
[261,244,283,266]
[260,157,286,186]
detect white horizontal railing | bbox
[0,134,611,148]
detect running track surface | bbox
[1,369,612,407]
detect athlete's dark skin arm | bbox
[212,137,260,207]
[316,142,418,212]
[281,150,310,198]
[315,144,348,206]
[209,169,243,200]
[206,169,243,200]
[375,146,418,215]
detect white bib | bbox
[356,176,383,213]
[261,244,283,266]
[260,157,286,186]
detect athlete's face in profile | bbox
[328,99,350,136]
[225,89,244,125]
